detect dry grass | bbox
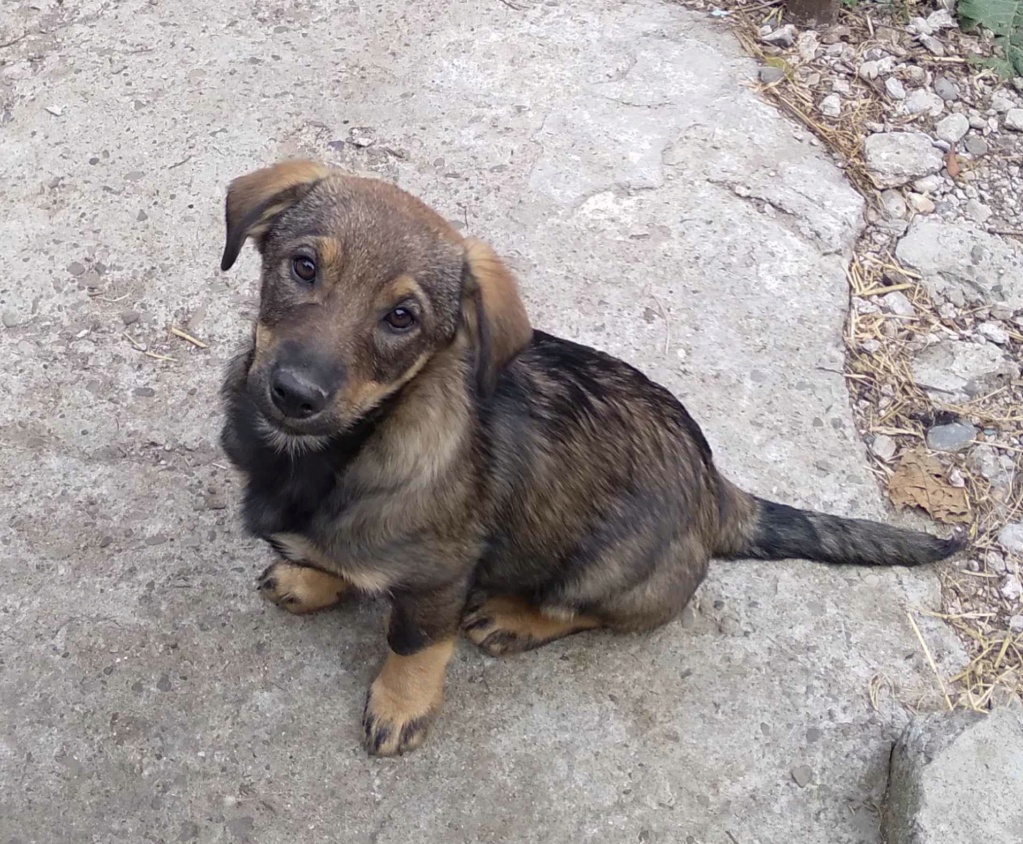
[683,0,1023,708]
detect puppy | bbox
[217,160,962,757]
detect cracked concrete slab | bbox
[1,1,962,842]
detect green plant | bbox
[958,0,1023,77]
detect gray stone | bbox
[759,65,785,84]
[1011,615,1023,633]
[907,16,932,36]
[819,94,841,118]
[884,708,1023,844]
[791,765,813,788]
[925,422,977,453]
[120,310,140,325]
[1003,576,1023,602]
[999,523,1023,555]
[896,218,1023,309]
[991,91,1015,113]
[1004,108,1023,131]
[885,77,906,100]
[935,113,968,144]
[932,76,959,102]
[864,132,944,188]
[912,174,943,194]
[882,290,915,316]
[904,89,944,117]
[918,34,945,56]
[871,434,898,461]
[907,192,936,214]
[881,189,908,220]
[964,135,988,156]
[976,320,1009,345]
[761,24,796,47]
[926,9,955,29]
[911,340,1018,402]
[2,309,28,328]
[965,199,992,224]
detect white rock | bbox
[926,9,955,29]
[907,192,936,214]
[991,91,1015,113]
[1000,523,1023,555]
[886,77,907,100]
[919,34,945,56]
[912,174,943,194]
[1010,615,1023,634]
[881,189,908,219]
[905,89,944,117]
[965,199,992,224]
[864,132,945,188]
[1004,109,1023,131]
[762,25,797,47]
[797,32,819,64]
[1001,576,1023,602]
[907,16,933,35]
[871,435,898,462]
[859,61,880,81]
[882,290,915,316]
[910,339,1019,402]
[819,94,842,118]
[936,113,969,144]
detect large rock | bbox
[864,132,944,188]
[896,218,1023,309]
[883,706,1023,844]
[911,339,1019,403]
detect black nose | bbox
[270,367,330,419]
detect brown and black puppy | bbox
[217,160,962,757]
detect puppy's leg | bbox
[462,595,602,657]
[363,584,464,757]
[258,562,348,615]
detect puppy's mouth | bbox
[254,413,332,457]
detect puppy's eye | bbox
[291,256,317,284]
[383,307,416,332]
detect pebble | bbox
[935,113,969,144]
[871,434,898,462]
[926,9,955,29]
[864,132,944,188]
[759,66,785,84]
[791,765,813,788]
[882,290,915,316]
[1010,616,1023,634]
[925,421,977,452]
[2,309,28,328]
[819,94,842,118]
[885,77,906,100]
[880,189,908,219]
[1002,576,1023,602]
[859,61,881,81]
[904,89,944,117]
[907,192,936,214]
[1004,109,1023,131]
[904,65,927,85]
[964,135,988,156]
[991,91,1015,113]
[907,16,932,36]
[998,523,1023,555]
[933,76,959,102]
[156,673,173,692]
[761,25,797,47]
[919,35,945,56]
[965,199,992,224]
[134,386,156,397]
[977,321,1009,344]
[969,114,987,130]
[120,310,140,325]
[68,261,86,276]
[912,174,943,194]
[136,210,148,222]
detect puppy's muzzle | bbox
[270,366,331,419]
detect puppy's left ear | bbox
[461,238,533,398]
[220,159,329,271]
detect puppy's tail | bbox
[714,480,964,567]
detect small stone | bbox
[904,89,944,117]
[904,65,927,85]
[156,673,172,692]
[919,34,945,56]
[907,16,932,36]
[964,135,988,156]
[68,261,86,276]
[907,193,936,214]
[120,310,140,325]
[998,523,1023,555]
[1004,109,1023,131]
[791,765,813,788]
[926,422,977,453]
[882,290,915,316]
[819,94,842,118]
[912,174,943,194]
[926,9,955,29]
[136,210,148,222]
[991,91,1015,113]
[134,386,156,397]
[99,536,113,548]
[965,199,992,224]
[759,65,785,84]
[977,321,1009,344]
[1001,576,1023,602]
[986,551,1008,573]
[880,189,908,219]
[933,76,959,102]
[935,113,969,144]
[2,309,27,328]
[871,435,898,462]
[864,132,944,188]
[796,32,819,64]
[969,114,987,130]
[761,25,797,47]
[859,60,880,81]
[885,77,907,100]
[348,127,376,147]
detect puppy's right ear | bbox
[220,160,329,271]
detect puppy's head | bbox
[220,160,531,446]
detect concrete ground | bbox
[0,1,965,842]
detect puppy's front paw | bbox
[257,562,347,615]
[362,677,440,757]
